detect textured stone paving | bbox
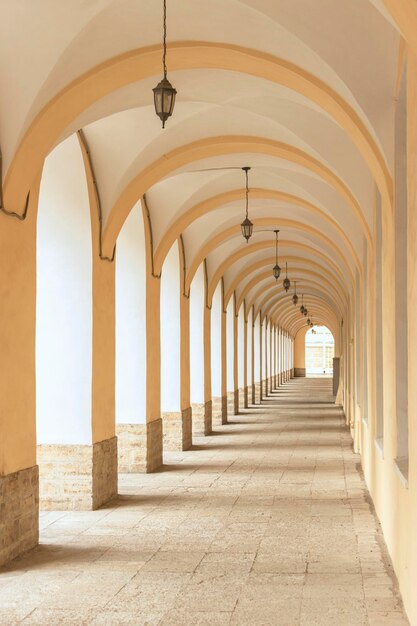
[0,378,409,625]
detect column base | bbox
[211,396,222,426]
[38,437,118,510]
[294,368,306,377]
[254,382,261,404]
[243,386,248,409]
[227,391,235,418]
[192,402,211,436]
[162,409,192,451]
[0,466,39,568]
[117,421,162,473]
[221,395,228,424]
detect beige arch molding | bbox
[232,256,347,311]
[187,217,354,295]
[269,295,337,327]
[277,305,338,336]
[262,291,338,326]
[233,263,347,314]
[104,136,373,258]
[290,317,339,346]
[253,276,343,321]
[269,293,338,326]
[154,188,362,274]
[288,311,339,338]
[383,1,417,51]
[3,41,390,228]
[206,239,350,307]
[272,302,338,335]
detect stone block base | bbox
[163,409,192,451]
[0,466,39,567]
[254,382,261,404]
[212,396,222,426]
[294,368,306,377]
[242,386,248,409]
[227,391,233,416]
[221,395,228,424]
[117,420,162,473]
[192,403,212,436]
[38,437,117,510]
[146,419,163,472]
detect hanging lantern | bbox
[292,281,298,306]
[300,294,305,315]
[153,0,177,128]
[240,167,253,243]
[283,262,290,292]
[307,318,311,325]
[272,230,281,280]
[304,308,308,317]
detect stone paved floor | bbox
[0,378,410,625]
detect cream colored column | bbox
[233,294,239,415]
[259,313,264,400]
[243,302,249,408]
[273,325,277,389]
[0,181,40,567]
[269,323,273,392]
[179,240,192,450]
[142,200,163,472]
[221,279,228,424]
[251,306,256,404]
[203,296,213,435]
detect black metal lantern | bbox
[153,0,177,128]
[292,281,298,306]
[241,167,253,243]
[300,294,305,315]
[272,230,281,280]
[307,318,311,325]
[283,262,290,292]
[304,308,308,317]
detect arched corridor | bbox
[1,1,417,623]
[0,379,408,625]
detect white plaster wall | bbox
[211,284,222,397]
[254,314,261,383]
[115,203,146,424]
[36,134,92,444]
[161,243,181,412]
[238,306,245,388]
[190,264,205,404]
[247,306,253,388]
[226,298,234,392]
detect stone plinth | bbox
[211,396,222,426]
[163,409,192,451]
[294,367,306,377]
[117,420,162,473]
[227,391,235,418]
[192,402,210,436]
[254,382,261,404]
[242,386,248,409]
[0,466,39,567]
[38,437,117,510]
[221,395,228,424]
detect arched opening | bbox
[305,326,335,376]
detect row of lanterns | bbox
[152,1,315,332]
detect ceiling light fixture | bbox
[283,262,290,292]
[292,281,298,306]
[241,167,253,243]
[153,0,177,128]
[300,294,305,316]
[272,230,281,280]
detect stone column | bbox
[38,135,117,509]
[0,182,39,567]
[221,282,228,423]
[201,296,213,435]
[233,295,239,415]
[243,305,249,408]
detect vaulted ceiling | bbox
[0,0,402,333]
